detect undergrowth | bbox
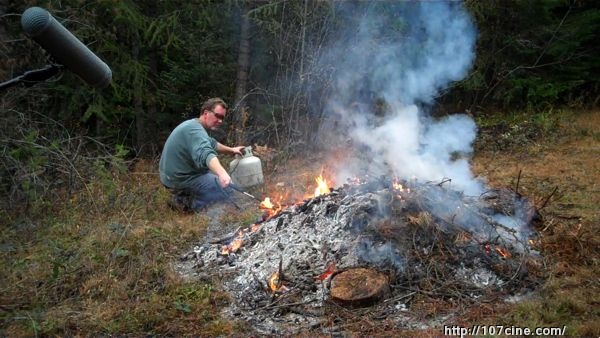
[474,107,572,151]
[0,160,246,336]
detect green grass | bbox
[0,165,240,336]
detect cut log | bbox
[330,268,389,307]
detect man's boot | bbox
[167,192,191,213]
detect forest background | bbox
[1,0,598,336]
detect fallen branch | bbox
[539,186,558,210]
[515,169,522,195]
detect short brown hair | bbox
[201,97,228,113]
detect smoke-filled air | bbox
[319,1,482,195]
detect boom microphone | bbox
[21,6,112,88]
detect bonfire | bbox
[177,172,544,334]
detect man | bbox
[159,97,245,211]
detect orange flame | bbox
[392,177,410,193]
[268,271,280,292]
[219,222,265,256]
[268,271,288,293]
[260,197,274,209]
[259,196,283,219]
[314,174,330,197]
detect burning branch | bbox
[220,238,243,255]
[268,256,289,294]
[268,271,281,293]
[260,196,284,220]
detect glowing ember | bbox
[495,247,512,259]
[314,174,330,197]
[484,244,491,255]
[315,261,336,281]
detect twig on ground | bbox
[515,169,522,195]
[539,186,558,210]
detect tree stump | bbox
[330,268,389,307]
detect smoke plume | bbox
[320,1,481,195]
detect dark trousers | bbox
[167,173,232,211]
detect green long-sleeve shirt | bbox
[159,118,217,189]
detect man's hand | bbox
[230,146,245,156]
[217,172,232,188]
[216,143,245,156]
[207,156,232,188]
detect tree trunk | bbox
[132,35,146,156]
[234,12,250,107]
[0,0,11,81]
[233,6,251,145]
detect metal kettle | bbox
[229,146,264,188]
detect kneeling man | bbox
[159,97,244,211]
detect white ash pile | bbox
[178,177,545,334]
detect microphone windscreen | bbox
[21,7,112,88]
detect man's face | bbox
[205,104,226,130]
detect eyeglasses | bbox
[209,110,225,121]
